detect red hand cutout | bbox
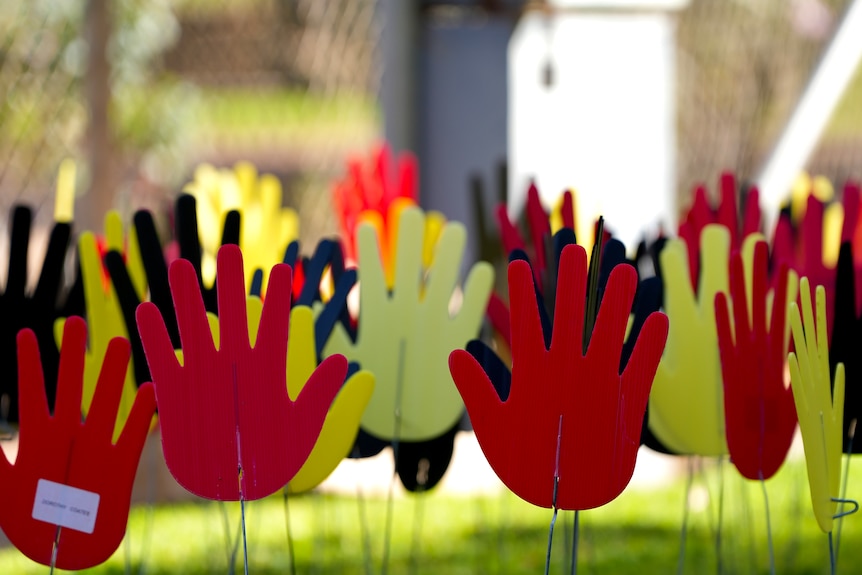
[332,143,418,265]
[678,173,761,289]
[496,183,551,289]
[450,244,668,510]
[137,244,346,501]
[715,240,797,480]
[0,317,155,570]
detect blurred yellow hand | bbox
[649,225,730,455]
[184,162,299,292]
[788,277,844,533]
[325,206,494,442]
[54,214,148,441]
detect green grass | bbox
[190,87,381,150]
[3,457,862,573]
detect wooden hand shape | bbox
[789,277,845,533]
[137,244,346,500]
[333,143,418,267]
[0,206,76,422]
[175,194,241,313]
[0,317,155,570]
[830,241,862,452]
[715,236,798,480]
[280,305,374,494]
[678,173,760,289]
[649,225,730,455]
[450,245,668,510]
[324,207,494,442]
[55,231,145,441]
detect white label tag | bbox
[32,479,100,534]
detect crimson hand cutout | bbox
[0,317,154,570]
[450,244,668,509]
[137,244,346,500]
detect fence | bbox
[0,0,860,240]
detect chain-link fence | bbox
[0,0,381,243]
[676,0,862,200]
[163,0,380,246]
[1,0,860,239]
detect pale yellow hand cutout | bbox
[324,206,494,442]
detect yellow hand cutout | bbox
[649,224,729,455]
[184,162,299,292]
[324,206,494,441]
[355,198,445,288]
[54,158,76,224]
[788,277,845,533]
[284,306,373,493]
[54,227,145,441]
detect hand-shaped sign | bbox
[107,205,243,390]
[98,210,147,297]
[649,224,730,455]
[137,244,346,500]
[496,182,552,288]
[273,304,374,495]
[174,194,241,313]
[490,187,575,355]
[183,162,300,292]
[0,206,77,422]
[789,277,845,533]
[185,295,374,495]
[0,317,155,570]
[715,236,798,480]
[550,188,576,236]
[787,172,835,224]
[332,143,419,268]
[283,238,359,355]
[324,206,494,442]
[678,173,760,289]
[55,230,145,442]
[450,245,668,509]
[772,194,841,326]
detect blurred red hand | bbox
[678,173,761,289]
[450,245,668,510]
[137,244,345,501]
[0,317,155,570]
[715,239,797,480]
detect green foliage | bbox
[0,0,198,192]
[110,0,200,187]
[191,86,380,148]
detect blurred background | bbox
[1,1,862,572]
[0,0,380,242]
[1,0,859,241]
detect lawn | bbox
[2,455,862,574]
[189,87,381,152]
